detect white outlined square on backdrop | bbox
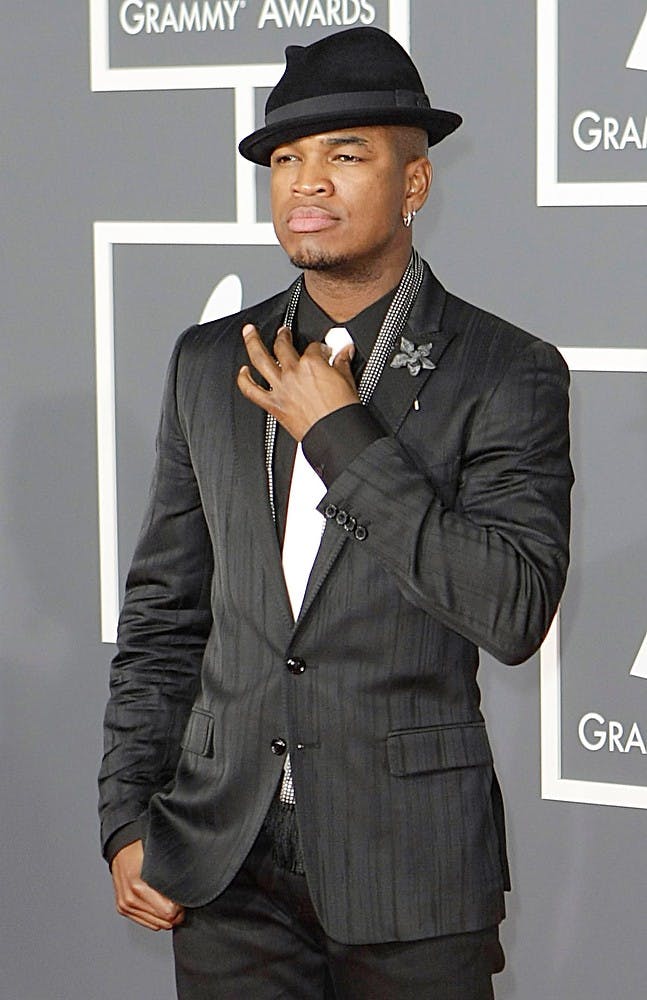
[540,348,647,810]
[89,0,411,91]
[94,221,277,644]
[89,0,413,221]
[536,0,647,206]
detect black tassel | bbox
[263,796,305,875]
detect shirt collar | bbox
[294,282,398,364]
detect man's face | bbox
[269,126,415,276]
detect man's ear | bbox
[403,158,433,217]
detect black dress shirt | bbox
[273,282,395,547]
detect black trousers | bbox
[172,830,505,1000]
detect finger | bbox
[242,323,280,383]
[125,878,182,921]
[117,903,177,931]
[273,326,300,368]
[300,341,334,367]
[114,884,181,929]
[132,880,185,920]
[332,344,356,366]
[331,347,357,388]
[236,365,275,411]
[113,864,184,924]
[115,889,183,929]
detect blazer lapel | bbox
[369,264,455,433]
[231,293,295,630]
[292,516,348,628]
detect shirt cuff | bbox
[105,818,146,868]
[302,403,385,488]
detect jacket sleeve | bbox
[319,338,573,665]
[98,329,213,859]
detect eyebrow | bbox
[320,135,371,147]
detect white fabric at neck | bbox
[281,327,353,620]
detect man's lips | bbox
[286,207,338,233]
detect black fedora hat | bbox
[238,27,462,166]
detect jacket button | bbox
[335,509,348,526]
[354,525,368,541]
[344,516,357,533]
[286,656,306,674]
[324,503,338,519]
[270,738,287,756]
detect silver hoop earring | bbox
[402,209,417,228]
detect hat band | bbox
[265,89,432,126]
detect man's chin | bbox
[289,251,350,273]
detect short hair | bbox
[390,126,429,164]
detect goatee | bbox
[289,251,378,286]
[289,250,350,272]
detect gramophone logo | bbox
[627,8,647,69]
[537,1,647,205]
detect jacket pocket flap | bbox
[387,722,492,776]
[180,708,214,757]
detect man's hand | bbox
[237,324,359,441]
[111,840,185,932]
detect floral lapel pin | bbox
[390,336,436,377]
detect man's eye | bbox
[272,154,296,165]
[335,154,361,162]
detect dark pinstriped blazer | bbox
[99,262,573,944]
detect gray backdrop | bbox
[2,2,646,997]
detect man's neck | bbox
[302,248,412,323]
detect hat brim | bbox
[238,107,462,166]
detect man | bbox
[100,26,573,1000]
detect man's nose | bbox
[291,162,334,195]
